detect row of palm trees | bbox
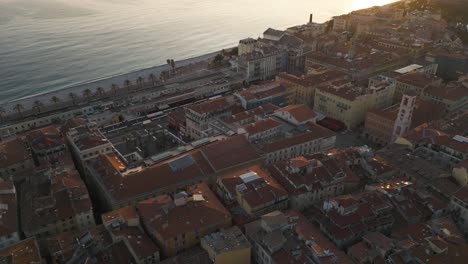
[1,72,165,120]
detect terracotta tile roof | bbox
[110,226,159,260]
[424,82,468,101]
[275,104,316,123]
[268,153,349,195]
[284,209,353,264]
[188,97,229,115]
[0,138,31,168]
[21,168,93,233]
[218,165,287,210]
[277,70,345,87]
[236,83,287,102]
[264,123,335,152]
[137,183,231,241]
[26,125,65,150]
[317,83,365,101]
[48,225,113,262]
[403,124,468,153]
[200,135,261,171]
[93,151,213,203]
[396,72,439,88]
[0,238,41,263]
[222,107,265,124]
[243,117,282,135]
[95,240,137,264]
[101,205,139,225]
[367,99,445,128]
[454,186,468,204]
[347,241,368,262]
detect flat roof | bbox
[394,64,423,74]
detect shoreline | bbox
[2,0,403,112]
[1,49,224,112]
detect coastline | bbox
[1,0,402,113]
[2,49,223,112]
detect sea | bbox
[0,0,396,103]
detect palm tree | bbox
[111,84,118,95]
[137,76,144,90]
[149,73,156,86]
[69,92,77,105]
[33,100,44,113]
[0,106,5,120]
[50,96,60,105]
[96,87,105,96]
[124,80,132,92]
[83,89,92,101]
[170,59,175,72]
[13,104,24,118]
[167,59,175,73]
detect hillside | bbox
[406,0,468,44]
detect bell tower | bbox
[392,93,417,142]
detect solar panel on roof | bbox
[169,154,195,172]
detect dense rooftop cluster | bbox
[0,1,467,263]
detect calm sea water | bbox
[0,0,395,103]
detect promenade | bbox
[1,50,222,116]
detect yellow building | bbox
[276,68,345,107]
[453,161,468,187]
[314,76,395,129]
[201,226,251,264]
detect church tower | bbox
[392,92,417,142]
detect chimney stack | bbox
[309,14,313,24]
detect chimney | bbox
[309,14,313,24]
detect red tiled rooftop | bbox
[275,104,316,123]
[200,135,261,171]
[243,118,282,135]
[137,182,231,240]
[0,238,41,263]
[396,72,439,88]
[188,97,229,115]
[264,123,335,152]
[424,83,468,101]
[102,205,139,225]
[0,138,31,168]
[94,151,213,203]
[277,70,345,87]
